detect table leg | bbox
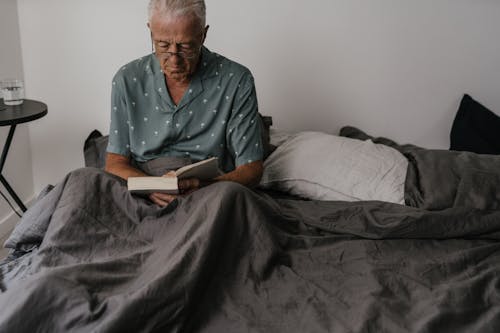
[0,174,27,212]
[0,124,27,213]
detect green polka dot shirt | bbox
[107,47,263,173]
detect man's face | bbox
[149,13,206,83]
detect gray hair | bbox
[148,0,206,28]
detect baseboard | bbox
[0,194,35,239]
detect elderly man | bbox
[105,0,264,206]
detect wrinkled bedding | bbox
[1,147,500,332]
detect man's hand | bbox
[214,160,263,187]
[178,177,202,195]
[148,171,202,207]
[150,161,264,207]
[149,192,178,207]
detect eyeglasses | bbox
[151,40,201,59]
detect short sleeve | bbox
[226,72,264,167]
[106,74,130,157]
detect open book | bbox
[128,157,222,194]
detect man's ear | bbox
[202,25,209,43]
[147,22,152,39]
[148,24,154,53]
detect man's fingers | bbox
[151,197,168,207]
[149,194,167,207]
[148,178,200,205]
[163,171,176,178]
[149,192,177,207]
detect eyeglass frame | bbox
[150,33,203,60]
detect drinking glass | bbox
[1,79,25,106]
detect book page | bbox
[175,157,222,180]
[128,176,178,194]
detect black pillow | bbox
[83,114,275,169]
[450,94,500,155]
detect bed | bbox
[1,113,500,332]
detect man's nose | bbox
[166,44,183,62]
[167,42,179,54]
[168,52,183,64]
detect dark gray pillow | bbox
[259,115,276,158]
[83,129,109,169]
[453,169,500,210]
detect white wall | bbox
[18,0,151,192]
[17,0,500,193]
[0,0,34,230]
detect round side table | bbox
[0,99,47,213]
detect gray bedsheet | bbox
[1,163,500,332]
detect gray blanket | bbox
[1,162,500,332]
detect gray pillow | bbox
[259,131,408,204]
